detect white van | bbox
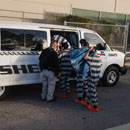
[0,21,127,100]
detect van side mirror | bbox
[96,43,106,50]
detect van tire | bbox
[0,86,11,100]
[102,66,120,87]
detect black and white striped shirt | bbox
[59,49,72,71]
[87,54,102,80]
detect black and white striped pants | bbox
[59,69,72,94]
[76,74,88,98]
[86,70,100,107]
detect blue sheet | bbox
[70,47,96,79]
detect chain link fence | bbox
[64,21,129,53]
[65,21,130,66]
[0,9,66,25]
[72,8,128,24]
[0,9,130,66]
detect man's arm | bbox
[84,46,94,60]
[53,52,60,75]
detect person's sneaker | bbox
[83,97,87,101]
[88,105,99,112]
[85,92,88,95]
[66,89,71,93]
[47,98,56,102]
[74,98,84,104]
[41,98,46,101]
[57,94,67,98]
[83,102,90,108]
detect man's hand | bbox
[84,46,94,60]
[89,46,94,52]
[58,72,61,77]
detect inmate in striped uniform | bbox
[76,74,88,99]
[52,35,71,49]
[59,49,72,94]
[86,54,102,107]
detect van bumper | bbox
[120,66,127,75]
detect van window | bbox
[1,29,24,51]
[25,30,47,50]
[84,33,104,46]
[71,33,78,47]
[1,28,47,51]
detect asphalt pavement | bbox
[0,69,130,130]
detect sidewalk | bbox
[106,123,130,130]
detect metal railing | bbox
[64,21,130,66]
[0,8,68,25]
[64,21,129,53]
[0,9,44,22]
[126,52,130,66]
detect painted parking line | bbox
[105,123,130,130]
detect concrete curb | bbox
[105,123,130,130]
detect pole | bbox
[98,11,101,20]
[124,22,129,53]
[125,14,128,25]
[70,4,72,15]
[22,12,24,22]
[114,0,117,13]
[64,21,67,26]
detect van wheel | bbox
[0,86,11,100]
[102,66,119,87]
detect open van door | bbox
[50,31,79,48]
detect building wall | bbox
[0,0,130,15]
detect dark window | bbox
[71,33,79,47]
[25,30,47,50]
[1,28,47,51]
[1,29,24,51]
[84,33,104,46]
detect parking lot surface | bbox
[0,69,130,130]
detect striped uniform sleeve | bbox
[52,35,71,49]
[87,54,102,79]
[59,50,72,70]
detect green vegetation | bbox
[57,15,116,25]
[48,15,124,46]
[56,15,118,44]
